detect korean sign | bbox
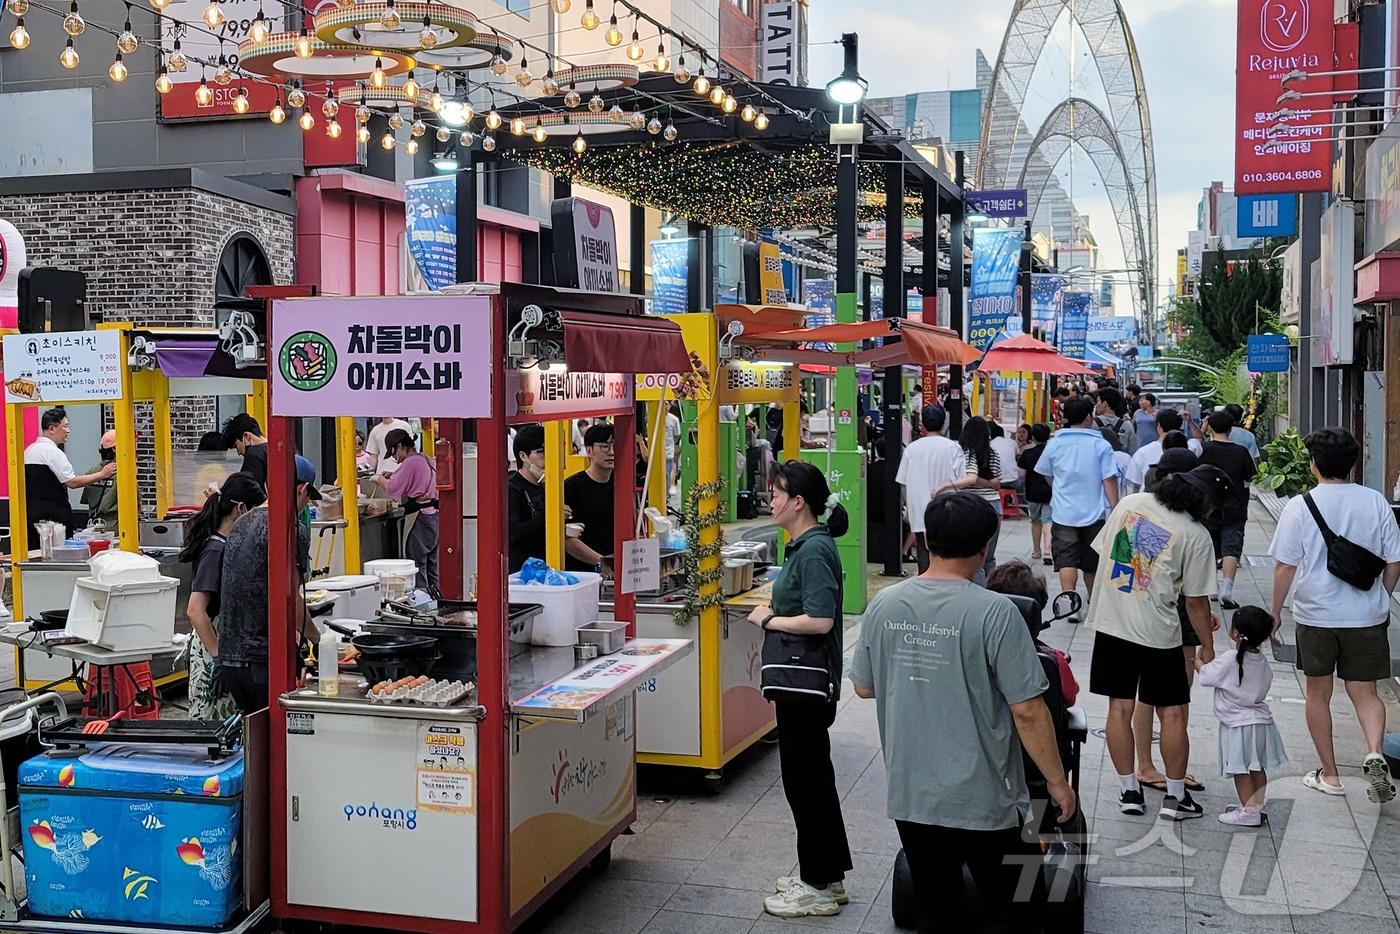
[1237,194,1298,238]
[405,177,458,292]
[649,239,689,315]
[3,330,121,404]
[716,362,800,405]
[269,296,492,417]
[758,241,787,306]
[969,228,1023,351]
[967,189,1029,219]
[508,368,633,420]
[1234,0,1335,194]
[551,197,619,292]
[1316,199,1355,366]
[1246,333,1291,372]
[1057,292,1093,361]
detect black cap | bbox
[1179,464,1234,504]
[1155,448,1199,477]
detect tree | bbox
[1195,255,1282,354]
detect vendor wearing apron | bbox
[380,428,440,596]
[23,407,116,549]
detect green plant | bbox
[1199,347,1249,405]
[1254,428,1315,498]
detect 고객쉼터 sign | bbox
[3,330,122,404]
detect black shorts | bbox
[1295,623,1391,682]
[1176,597,1200,647]
[1209,523,1246,560]
[1089,631,1190,707]
[1050,520,1103,572]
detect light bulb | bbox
[150,0,169,9]
[299,111,315,130]
[269,102,285,123]
[646,116,661,135]
[626,30,643,61]
[8,18,28,49]
[62,2,84,37]
[607,103,624,122]
[652,44,668,73]
[460,129,475,146]
[327,119,343,138]
[215,62,233,85]
[571,131,586,154]
[6,0,28,15]
[627,107,645,130]
[551,0,569,12]
[564,88,580,109]
[430,91,443,112]
[233,88,250,113]
[588,93,604,113]
[436,126,451,142]
[381,0,401,30]
[515,61,532,87]
[662,122,677,141]
[482,134,496,152]
[721,93,736,114]
[510,116,525,136]
[155,66,172,94]
[580,0,599,30]
[405,138,419,155]
[117,27,138,55]
[357,125,371,143]
[410,119,425,137]
[250,10,269,43]
[388,111,404,130]
[490,53,507,76]
[322,97,339,118]
[709,84,724,105]
[202,0,223,28]
[753,111,769,131]
[293,29,314,59]
[486,109,502,130]
[352,105,369,125]
[380,131,396,149]
[371,57,387,88]
[741,103,756,122]
[402,75,419,98]
[693,73,710,96]
[604,15,621,46]
[168,42,186,71]
[194,78,213,105]
[108,54,127,82]
[542,74,559,95]
[531,121,547,143]
[59,39,79,69]
[287,85,306,108]
[674,60,691,84]
[419,21,437,49]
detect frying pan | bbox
[324,621,438,657]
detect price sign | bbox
[619,538,660,595]
[3,330,123,404]
[159,0,286,119]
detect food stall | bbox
[263,286,694,933]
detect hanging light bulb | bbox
[327,119,343,139]
[299,110,315,130]
[709,83,725,105]
[355,105,371,125]
[721,93,736,114]
[8,17,29,49]
[117,20,138,55]
[460,129,475,147]
[410,119,425,137]
[402,74,419,98]
[287,84,306,108]
[436,126,451,143]
[626,26,643,61]
[542,70,559,95]
[202,0,223,28]
[627,107,645,130]
[194,77,213,105]
[108,53,128,82]
[387,111,404,130]
[531,119,547,143]
[406,138,419,154]
[233,87,250,113]
[587,93,604,113]
[693,73,710,96]
[269,101,285,123]
[740,102,756,122]
[580,0,599,30]
[604,13,622,46]
[482,134,497,152]
[62,1,84,37]
[514,57,532,87]
[215,58,233,85]
[155,65,173,94]
[510,116,525,136]
[652,42,668,73]
[753,111,769,131]
[357,125,371,143]
[371,56,387,88]
[564,86,580,109]
[150,0,169,9]
[168,39,186,71]
[663,122,677,141]
[419,15,437,49]
[460,101,474,123]
[59,38,80,69]
[607,103,624,122]
[380,131,396,149]
[551,0,569,11]
[486,108,502,130]
[294,27,314,59]
[6,0,28,15]
[571,130,586,154]
[490,51,507,76]
[249,9,269,43]
[380,0,401,30]
[322,96,339,118]
[674,53,690,85]
[429,90,444,112]
[646,116,662,135]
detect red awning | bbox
[561,310,693,374]
[978,335,1096,375]
[899,321,983,366]
[746,320,893,343]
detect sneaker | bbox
[1363,753,1397,804]
[1159,793,1205,821]
[763,880,841,918]
[1218,806,1262,827]
[774,877,848,905]
[1220,598,1240,611]
[1303,768,1347,796]
[1119,789,1146,815]
[1043,556,1054,566]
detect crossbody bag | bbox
[1302,492,1388,591]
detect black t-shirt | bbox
[507,470,547,574]
[241,443,269,488]
[563,470,614,571]
[1198,439,1257,525]
[191,533,228,619]
[1017,444,1051,503]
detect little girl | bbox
[1196,606,1288,827]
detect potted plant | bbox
[1254,428,1315,499]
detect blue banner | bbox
[803,279,836,351]
[1031,273,1066,344]
[967,189,1029,218]
[969,228,1023,351]
[1246,333,1290,372]
[405,177,458,291]
[1237,194,1297,238]
[1059,291,1093,360]
[649,240,689,315]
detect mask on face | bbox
[99,446,116,462]
[525,461,545,481]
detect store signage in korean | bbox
[1237,194,1298,238]
[551,197,618,292]
[160,2,285,119]
[969,228,1022,351]
[1316,199,1355,366]
[1087,315,1137,343]
[508,368,633,419]
[758,241,787,305]
[1246,333,1291,372]
[269,296,492,417]
[1234,0,1335,194]
[619,538,660,595]
[1057,292,1092,361]
[716,362,799,405]
[967,189,1029,219]
[3,330,121,404]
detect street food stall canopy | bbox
[560,310,691,374]
[976,334,1097,376]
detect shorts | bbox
[1089,631,1191,707]
[1295,622,1392,682]
[1027,501,1051,522]
[1176,596,1200,647]
[1210,523,1245,560]
[1051,520,1103,572]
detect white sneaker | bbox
[763,880,841,918]
[1217,806,1262,827]
[1363,754,1397,804]
[773,876,848,904]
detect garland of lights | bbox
[673,475,726,626]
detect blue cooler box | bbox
[18,744,243,927]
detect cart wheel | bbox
[589,843,612,873]
[702,771,725,795]
[891,847,916,929]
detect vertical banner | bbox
[1058,291,1093,360]
[969,228,1023,350]
[405,177,458,292]
[649,240,689,315]
[1234,0,1334,194]
[1316,199,1356,365]
[803,279,836,350]
[758,241,788,305]
[1186,230,1205,276]
[1031,274,1066,345]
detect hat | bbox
[1178,464,1234,504]
[1155,448,1198,477]
[294,454,322,500]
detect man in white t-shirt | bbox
[1269,428,1400,804]
[364,416,412,476]
[895,405,965,573]
[664,405,682,492]
[988,423,1021,492]
[1125,409,1202,492]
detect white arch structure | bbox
[977,0,1157,322]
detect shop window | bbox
[491,0,530,19]
[724,0,754,15]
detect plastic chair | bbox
[998,487,1021,520]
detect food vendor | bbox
[79,429,120,530]
[220,413,270,488]
[564,423,616,573]
[23,406,116,547]
[380,428,440,595]
[507,424,547,573]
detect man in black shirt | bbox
[1016,423,1053,565]
[564,423,616,572]
[507,424,547,573]
[1198,409,1257,609]
[220,414,270,489]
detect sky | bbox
[806,0,1237,307]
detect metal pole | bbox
[947,150,967,438]
[881,158,905,577]
[630,203,646,296]
[1020,219,1033,335]
[454,151,478,284]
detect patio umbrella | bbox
[976,334,1096,375]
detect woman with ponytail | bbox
[747,460,852,918]
[180,472,266,718]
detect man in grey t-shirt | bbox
[852,491,1075,933]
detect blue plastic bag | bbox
[517,557,579,586]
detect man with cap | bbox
[79,430,120,531]
[380,428,439,595]
[895,405,966,572]
[23,407,116,547]
[215,454,319,714]
[1086,449,1232,822]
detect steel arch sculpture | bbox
[977,0,1157,320]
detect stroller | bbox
[891,591,1089,934]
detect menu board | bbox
[512,639,691,721]
[3,330,121,404]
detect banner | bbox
[1317,199,1355,365]
[1058,292,1092,361]
[1087,315,1137,343]
[969,228,1022,351]
[1235,0,1334,194]
[1031,274,1066,344]
[760,0,799,86]
[649,240,689,315]
[803,279,835,351]
[1187,230,1204,276]
[405,177,458,292]
[758,241,787,305]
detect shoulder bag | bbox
[760,627,835,704]
[1302,492,1388,591]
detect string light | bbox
[322,96,339,118]
[327,119,343,138]
[580,0,599,30]
[490,51,507,75]
[381,0,400,31]
[410,118,425,137]
[551,0,570,11]
[674,53,690,85]
[510,115,525,136]
[587,93,604,113]
[406,138,418,154]
[647,115,662,135]
[380,130,396,149]
[542,69,559,95]
[753,111,769,131]
[299,110,315,130]
[108,53,127,82]
[604,12,621,46]
[6,0,27,15]
[356,104,371,124]
[59,38,79,68]
[387,111,404,130]
[357,125,371,143]
[371,56,387,88]
[693,73,709,96]
[194,76,213,105]
[721,93,736,114]
[607,102,624,122]
[709,83,725,105]
[741,102,756,122]
[626,22,643,61]
[627,106,644,130]
[62,1,84,37]
[663,121,677,141]
[294,27,313,58]
[269,100,285,122]
[8,17,28,49]
[652,40,668,73]
[402,74,419,98]
[482,134,496,152]
[430,90,444,112]
[419,14,436,48]
[155,64,172,93]
[531,119,548,143]
[233,86,250,113]
[202,0,222,28]
[515,55,532,87]
[571,130,586,154]
[486,108,502,130]
[215,56,233,85]
[117,14,138,54]
[150,0,169,9]
[460,129,475,146]
[168,38,186,71]
[436,126,450,142]
[250,8,269,43]
[564,86,580,108]
[287,84,306,108]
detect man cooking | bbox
[24,407,116,548]
[79,430,120,531]
[380,428,439,596]
[564,423,616,573]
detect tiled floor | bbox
[525,501,1400,934]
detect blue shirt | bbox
[1229,426,1261,460]
[1035,427,1116,528]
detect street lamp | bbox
[659,216,681,238]
[432,150,460,173]
[826,33,867,105]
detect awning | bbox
[747,320,892,343]
[1355,251,1400,303]
[978,334,1096,376]
[561,310,692,374]
[155,340,219,378]
[899,321,982,366]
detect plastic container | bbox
[88,550,163,586]
[364,559,418,603]
[19,744,243,927]
[66,576,179,651]
[311,575,381,621]
[318,628,339,697]
[508,571,602,646]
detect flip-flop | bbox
[1141,777,1206,793]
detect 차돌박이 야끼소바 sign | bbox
[269,295,493,418]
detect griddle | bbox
[365,602,543,679]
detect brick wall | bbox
[0,187,293,514]
[719,0,759,79]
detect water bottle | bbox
[318,627,339,697]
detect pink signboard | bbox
[269,295,493,418]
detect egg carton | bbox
[366,679,474,707]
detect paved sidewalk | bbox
[526,499,1400,934]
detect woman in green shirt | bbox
[747,460,852,918]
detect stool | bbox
[998,487,1021,520]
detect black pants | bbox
[218,664,269,715]
[915,533,930,574]
[895,820,1045,934]
[775,700,852,887]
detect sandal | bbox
[1141,776,1206,793]
[1303,768,1346,796]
